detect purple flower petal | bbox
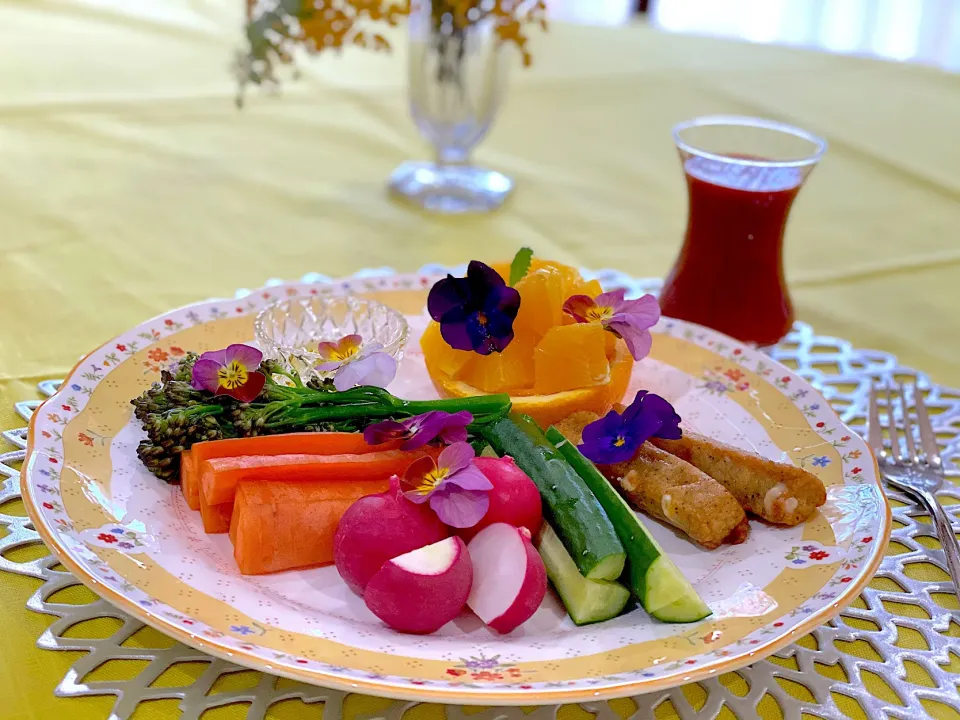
[427,261,520,355]
[577,390,683,464]
[429,487,490,528]
[197,348,228,367]
[595,288,627,310]
[363,419,409,446]
[437,411,473,444]
[606,317,654,361]
[467,259,507,294]
[402,410,473,450]
[437,441,475,475]
[438,319,476,353]
[615,293,661,324]
[333,352,397,390]
[224,343,263,370]
[191,358,222,393]
[445,463,493,492]
[428,275,471,323]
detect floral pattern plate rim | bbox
[20,272,891,705]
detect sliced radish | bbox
[364,536,472,634]
[466,523,547,634]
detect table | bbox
[1,1,958,718]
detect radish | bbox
[334,476,448,596]
[457,456,542,541]
[364,536,473,634]
[466,523,547,634]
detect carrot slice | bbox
[180,450,201,511]
[199,484,233,534]
[231,479,390,575]
[201,447,439,507]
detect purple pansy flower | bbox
[578,391,682,465]
[427,261,521,355]
[401,442,493,528]
[364,410,473,450]
[315,334,397,391]
[563,289,660,361]
[117,541,135,549]
[191,344,266,403]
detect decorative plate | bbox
[21,273,890,705]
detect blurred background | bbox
[555,0,960,70]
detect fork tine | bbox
[898,382,919,462]
[913,384,942,469]
[868,380,884,457]
[884,382,904,461]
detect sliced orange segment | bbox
[427,338,633,428]
[419,321,473,377]
[572,278,604,298]
[512,266,566,342]
[455,333,536,393]
[528,258,583,298]
[534,323,610,395]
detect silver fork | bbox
[868,380,960,603]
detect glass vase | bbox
[389,0,513,214]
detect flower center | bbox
[613,435,626,447]
[586,305,615,323]
[218,361,249,390]
[414,466,450,495]
[476,311,489,327]
[329,345,361,362]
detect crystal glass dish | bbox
[254,295,409,385]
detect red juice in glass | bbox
[659,117,826,347]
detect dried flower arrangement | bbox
[235,0,547,105]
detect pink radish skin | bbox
[457,457,542,542]
[334,476,449,596]
[364,536,473,634]
[466,523,547,634]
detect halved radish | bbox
[334,476,448,596]
[466,523,547,634]
[364,536,472,634]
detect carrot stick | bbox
[231,479,390,575]
[182,432,398,512]
[180,450,201,511]
[201,447,439,507]
[199,483,233,534]
[190,432,402,465]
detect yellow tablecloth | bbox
[2,1,959,718]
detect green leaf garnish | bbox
[509,247,533,286]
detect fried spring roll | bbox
[650,432,826,526]
[555,413,749,550]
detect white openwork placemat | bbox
[1,269,958,720]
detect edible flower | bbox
[578,390,682,464]
[401,442,493,528]
[191,344,266,402]
[316,334,398,391]
[562,289,660,361]
[363,410,473,450]
[427,260,521,355]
